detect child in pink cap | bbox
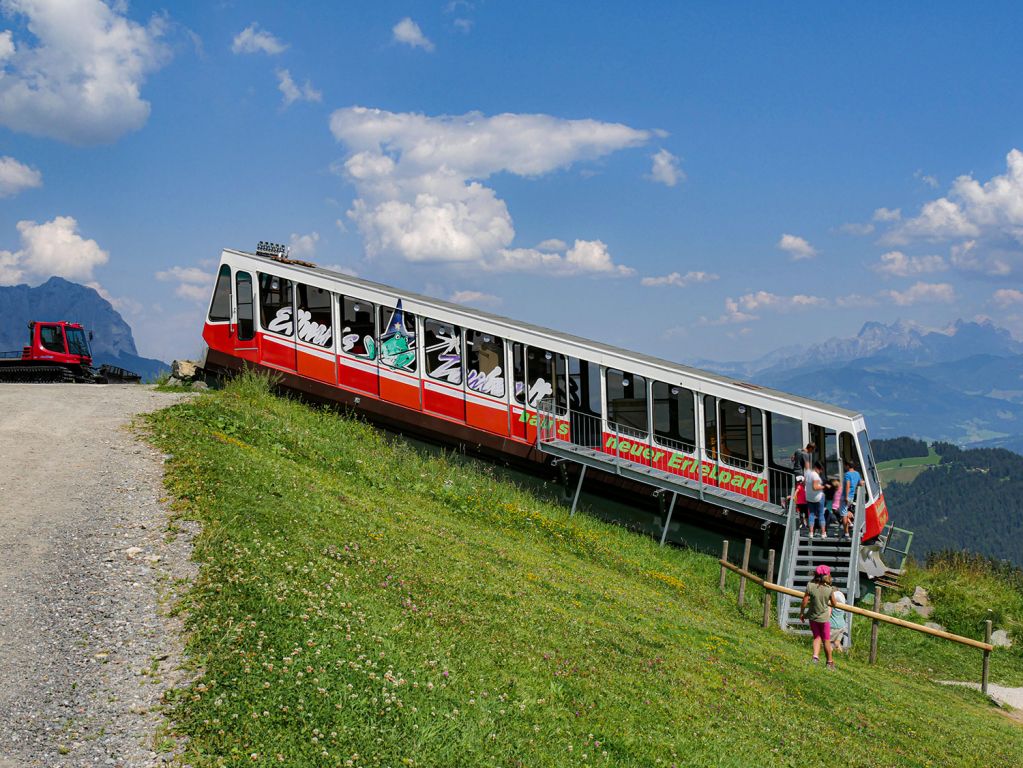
[800,564,840,668]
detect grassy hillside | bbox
[145,375,1023,767]
[876,446,941,484]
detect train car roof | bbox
[225,248,862,421]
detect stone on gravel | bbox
[884,597,914,615]
[124,546,143,559]
[911,586,930,606]
[191,380,209,391]
[991,629,1013,648]
[911,603,934,619]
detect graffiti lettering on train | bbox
[517,410,569,436]
[296,309,331,346]
[267,306,294,335]
[341,329,376,359]
[426,328,462,384]
[526,378,552,407]
[467,366,505,396]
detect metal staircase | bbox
[778,486,865,645]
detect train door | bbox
[605,368,650,464]
[294,283,336,385]
[651,382,698,478]
[203,264,233,354]
[233,270,258,363]
[510,342,527,440]
[567,357,602,448]
[257,272,296,371]
[378,300,420,410]
[422,318,465,422]
[337,295,378,395]
[464,329,509,435]
[766,411,802,506]
[808,423,840,479]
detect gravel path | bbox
[938,680,1023,711]
[0,384,195,767]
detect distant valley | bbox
[0,277,168,381]
[694,318,1023,454]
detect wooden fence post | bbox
[982,619,992,695]
[762,549,775,629]
[718,540,729,592]
[869,586,882,664]
[737,538,752,609]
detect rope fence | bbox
[718,538,995,694]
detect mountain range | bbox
[0,277,168,381]
[693,318,1023,453]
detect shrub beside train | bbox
[201,244,889,541]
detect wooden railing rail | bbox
[718,540,995,693]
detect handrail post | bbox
[569,464,587,517]
[738,538,752,609]
[982,619,992,695]
[762,549,775,629]
[869,586,882,664]
[718,540,729,592]
[659,492,677,547]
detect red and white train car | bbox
[201,245,889,541]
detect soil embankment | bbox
[0,384,191,767]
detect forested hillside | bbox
[871,437,929,462]
[884,442,1023,566]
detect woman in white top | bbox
[805,461,827,538]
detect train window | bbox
[340,296,376,359]
[424,319,462,384]
[568,358,602,416]
[39,325,65,353]
[379,302,417,371]
[824,428,840,478]
[719,400,764,471]
[704,395,718,460]
[526,346,566,409]
[606,369,648,436]
[466,329,505,398]
[512,343,525,404]
[208,264,232,322]
[768,412,802,469]
[840,431,858,473]
[258,273,294,336]
[652,382,695,450]
[857,429,880,497]
[296,284,333,348]
[236,272,254,341]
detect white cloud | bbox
[330,106,647,274]
[0,156,42,197]
[838,222,874,236]
[232,23,287,55]
[873,207,902,222]
[641,270,718,287]
[883,281,955,306]
[449,289,500,306]
[993,288,1023,307]
[86,281,142,316]
[872,250,947,277]
[276,68,321,106]
[536,238,566,252]
[701,291,826,326]
[0,216,109,284]
[288,231,320,258]
[0,0,170,144]
[647,148,684,187]
[888,151,1023,277]
[453,18,473,33]
[777,233,817,260]
[155,265,213,301]
[392,18,434,51]
[915,169,939,188]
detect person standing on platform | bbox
[805,461,827,538]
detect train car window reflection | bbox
[825,428,840,478]
[716,400,765,471]
[568,358,602,416]
[236,272,254,341]
[840,432,858,473]
[258,273,293,336]
[652,382,695,450]
[466,330,505,397]
[424,319,462,384]
[512,342,525,403]
[296,284,333,348]
[208,264,232,322]
[704,395,718,459]
[378,302,417,371]
[857,429,880,496]
[340,296,376,359]
[768,412,801,468]
[607,369,648,436]
[526,346,565,409]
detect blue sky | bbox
[2,1,1023,363]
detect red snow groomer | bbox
[0,321,140,383]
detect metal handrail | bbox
[776,493,800,629]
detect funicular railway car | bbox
[201,244,890,561]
